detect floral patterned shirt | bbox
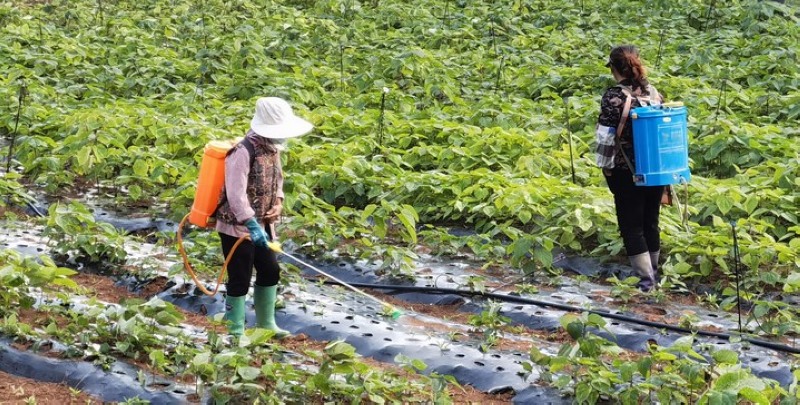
[597,79,661,170]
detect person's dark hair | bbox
[607,45,647,84]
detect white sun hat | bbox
[250,97,314,139]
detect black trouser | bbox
[604,168,664,257]
[219,232,281,297]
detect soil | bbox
[0,370,99,404]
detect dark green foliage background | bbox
[1,0,798,286]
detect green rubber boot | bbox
[254,285,290,338]
[224,295,246,337]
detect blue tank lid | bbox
[630,105,687,119]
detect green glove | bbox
[244,217,269,248]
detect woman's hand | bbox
[265,200,283,222]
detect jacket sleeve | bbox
[224,146,256,223]
[275,152,285,201]
[598,87,625,128]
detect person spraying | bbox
[215,97,313,337]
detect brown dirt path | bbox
[0,370,99,404]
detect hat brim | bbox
[250,115,313,139]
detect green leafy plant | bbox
[607,276,641,303]
[468,300,510,347]
[43,201,128,267]
[527,314,789,404]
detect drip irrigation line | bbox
[26,201,45,217]
[313,279,800,355]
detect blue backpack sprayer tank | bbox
[629,102,691,186]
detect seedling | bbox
[607,276,641,303]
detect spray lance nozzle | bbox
[382,305,404,320]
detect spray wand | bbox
[267,241,405,320]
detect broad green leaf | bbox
[133,159,148,177]
[237,366,261,381]
[711,349,739,365]
[716,196,734,215]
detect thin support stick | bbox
[490,19,498,56]
[703,0,716,31]
[377,90,386,151]
[494,55,506,95]
[714,78,727,119]
[730,221,743,333]
[440,0,450,28]
[339,45,345,91]
[655,29,665,69]
[5,81,27,176]
[563,97,576,184]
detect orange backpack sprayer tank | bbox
[188,139,238,228]
[178,138,242,296]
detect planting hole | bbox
[350,325,359,329]
[455,354,465,358]
[474,361,485,366]
[362,333,373,337]
[495,366,505,371]
[331,320,340,324]
[384,338,392,342]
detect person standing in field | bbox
[596,45,665,291]
[215,97,313,337]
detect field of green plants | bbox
[1,0,799,403]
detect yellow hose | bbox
[177,213,247,296]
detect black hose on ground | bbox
[315,279,800,355]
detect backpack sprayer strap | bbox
[211,138,257,221]
[616,89,636,178]
[616,85,661,180]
